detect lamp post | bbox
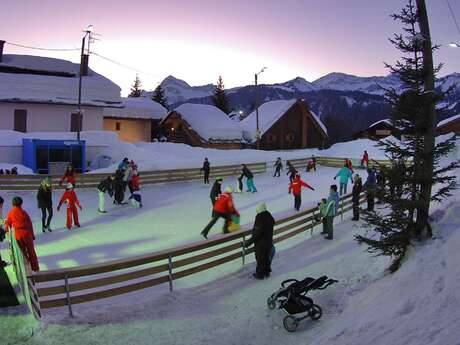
[254,67,267,149]
[77,25,94,141]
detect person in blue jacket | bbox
[363,167,377,212]
[334,164,354,196]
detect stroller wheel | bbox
[310,304,323,320]
[283,315,298,332]
[267,297,276,310]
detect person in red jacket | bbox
[5,196,40,271]
[345,159,354,173]
[201,186,239,239]
[289,174,315,211]
[59,164,76,187]
[361,151,369,168]
[57,183,82,230]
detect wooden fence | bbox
[25,192,366,317]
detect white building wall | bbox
[0,102,103,132]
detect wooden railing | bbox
[29,192,366,317]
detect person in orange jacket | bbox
[5,196,40,271]
[201,186,240,239]
[289,174,315,211]
[345,159,354,173]
[57,183,82,230]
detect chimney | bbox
[80,54,89,76]
[0,40,5,63]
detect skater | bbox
[363,167,377,212]
[0,196,7,268]
[286,161,297,183]
[311,155,317,171]
[36,177,53,232]
[288,174,315,211]
[57,183,82,230]
[273,158,283,177]
[334,163,353,196]
[360,150,369,168]
[306,159,315,172]
[376,166,387,203]
[237,173,244,193]
[351,174,363,221]
[128,193,143,208]
[319,191,336,240]
[117,157,130,192]
[97,175,114,213]
[210,177,223,207]
[201,186,240,239]
[59,164,76,187]
[5,196,40,271]
[345,159,354,173]
[113,170,125,204]
[242,164,257,192]
[244,203,275,279]
[201,158,211,184]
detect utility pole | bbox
[254,67,266,149]
[415,0,437,237]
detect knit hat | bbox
[256,202,267,214]
[66,183,74,190]
[41,176,51,187]
[225,186,233,193]
[12,196,23,206]
[216,176,223,182]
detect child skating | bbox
[57,183,82,230]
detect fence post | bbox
[168,255,173,292]
[242,235,246,266]
[64,275,73,318]
[340,198,344,221]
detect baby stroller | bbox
[267,275,338,332]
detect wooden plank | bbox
[273,224,311,244]
[37,263,169,297]
[273,215,313,236]
[172,242,241,269]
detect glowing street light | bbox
[254,67,267,149]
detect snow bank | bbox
[0,163,33,174]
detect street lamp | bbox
[254,67,267,149]
[76,25,94,141]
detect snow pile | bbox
[172,103,244,142]
[0,54,121,107]
[309,109,328,135]
[0,163,33,174]
[240,99,297,140]
[103,97,167,120]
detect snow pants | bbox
[367,190,375,212]
[352,201,360,220]
[17,235,39,271]
[237,177,243,193]
[294,194,302,211]
[66,205,80,229]
[201,212,231,237]
[204,171,210,184]
[322,216,334,239]
[98,191,105,212]
[339,182,348,196]
[40,207,53,229]
[273,168,281,177]
[246,178,257,192]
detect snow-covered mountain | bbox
[272,76,317,93]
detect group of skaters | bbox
[0,157,143,272]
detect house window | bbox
[70,112,82,132]
[285,132,295,143]
[116,122,121,131]
[14,109,27,132]
[266,133,277,143]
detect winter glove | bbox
[288,191,291,194]
[334,176,336,180]
[79,205,83,211]
[310,187,315,191]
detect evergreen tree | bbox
[355,0,459,272]
[152,84,169,109]
[129,74,142,97]
[212,76,231,114]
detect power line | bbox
[446,0,460,37]
[90,51,161,77]
[5,41,79,52]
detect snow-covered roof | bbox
[240,99,327,140]
[368,119,393,128]
[240,99,297,138]
[0,54,122,107]
[170,103,243,142]
[103,97,167,120]
[437,114,460,128]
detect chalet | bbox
[161,103,244,149]
[0,48,122,133]
[240,99,328,150]
[353,119,402,140]
[437,114,460,135]
[103,97,167,142]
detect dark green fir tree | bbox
[129,74,142,97]
[212,76,231,114]
[151,84,169,109]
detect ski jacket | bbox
[273,160,283,169]
[5,206,35,241]
[37,186,52,208]
[328,191,340,214]
[60,170,76,186]
[213,192,239,216]
[352,180,363,203]
[131,174,140,191]
[201,160,210,173]
[289,175,313,196]
[58,190,81,209]
[362,152,369,163]
[241,166,254,179]
[245,210,274,254]
[364,169,377,190]
[320,199,336,218]
[210,181,222,201]
[118,160,128,171]
[335,167,353,184]
[345,159,354,172]
[98,177,114,195]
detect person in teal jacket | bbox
[334,164,354,196]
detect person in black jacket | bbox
[273,158,283,177]
[209,177,223,207]
[351,174,363,221]
[242,164,257,192]
[98,175,115,213]
[36,177,53,233]
[201,158,211,184]
[244,203,275,279]
[113,170,125,205]
[286,161,297,183]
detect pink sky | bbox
[2,0,459,95]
